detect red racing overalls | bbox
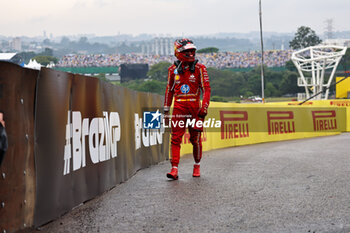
[164,60,211,167]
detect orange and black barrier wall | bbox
[0,61,169,232]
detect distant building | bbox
[322,39,350,47]
[141,37,173,55]
[10,37,22,51]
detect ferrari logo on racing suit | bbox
[180,84,190,94]
[189,74,196,82]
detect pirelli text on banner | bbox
[220,111,249,139]
[267,111,296,135]
[312,110,337,132]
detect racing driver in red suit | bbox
[164,38,211,180]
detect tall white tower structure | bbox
[292,45,347,100]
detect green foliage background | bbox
[119,79,166,96]
[197,47,219,53]
[118,62,307,100]
[32,55,58,66]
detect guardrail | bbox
[179,101,349,155]
[0,61,169,233]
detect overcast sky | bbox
[1,0,349,37]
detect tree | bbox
[340,49,350,72]
[197,47,219,53]
[40,48,53,56]
[79,37,88,44]
[60,36,70,45]
[207,68,248,97]
[211,96,227,102]
[138,80,166,95]
[207,68,233,97]
[289,26,322,50]
[147,62,171,81]
[265,82,279,97]
[278,71,303,95]
[119,79,166,95]
[17,51,36,64]
[285,60,297,72]
[32,55,58,66]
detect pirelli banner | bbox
[34,68,168,226]
[266,99,350,132]
[180,102,347,155]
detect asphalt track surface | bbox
[31,133,350,233]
